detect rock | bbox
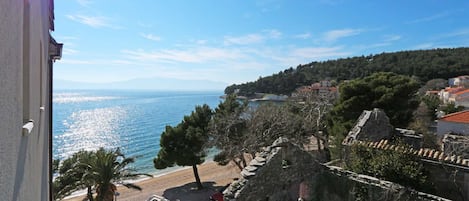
[241,169,256,178]
[245,165,258,172]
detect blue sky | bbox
[53,0,469,88]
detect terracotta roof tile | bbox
[445,87,465,93]
[453,88,469,96]
[440,110,469,123]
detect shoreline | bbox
[63,165,192,200]
[63,161,241,201]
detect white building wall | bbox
[0,0,53,200]
[437,121,469,135]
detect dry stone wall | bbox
[224,138,449,201]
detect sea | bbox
[53,89,223,175]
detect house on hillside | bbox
[449,88,469,107]
[439,87,465,104]
[449,75,469,87]
[437,110,469,135]
[292,80,338,99]
[0,0,62,200]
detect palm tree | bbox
[53,148,151,201]
[83,148,152,201]
[53,150,96,201]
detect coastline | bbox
[63,161,240,201]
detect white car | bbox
[146,195,170,201]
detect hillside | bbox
[225,47,469,96]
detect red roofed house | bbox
[437,110,469,135]
[449,88,469,108]
[439,87,465,104]
[449,75,469,87]
[292,80,338,99]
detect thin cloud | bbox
[57,59,96,65]
[137,22,153,28]
[407,12,449,24]
[66,15,119,29]
[355,42,391,50]
[62,48,79,55]
[224,30,282,45]
[58,36,79,40]
[289,46,350,59]
[224,34,264,45]
[431,28,469,42]
[322,29,362,42]
[384,34,401,42]
[259,46,351,66]
[319,0,343,5]
[413,43,434,50]
[264,29,282,39]
[122,47,247,63]
[141,33,161,41]
[195,40,207,45]
[294,32,312,39]
[446,28,469,37]
[256,0,282,13]
[76,0,92,6]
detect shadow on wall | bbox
[12,137,29,201]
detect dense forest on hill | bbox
[225,47,469,96]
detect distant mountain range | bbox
[54,77,229,91]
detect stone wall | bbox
[224,138,449,201]
[224,138,322,201]
[313,166,450,201]
[423,160,469,201]
[343,108,394,145]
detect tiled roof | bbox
[445,87,464,93]
[355,139,469,167]
[457,75,469,79]
[440,110,469,123]
[453,88,469,96]
[426,90,439,93]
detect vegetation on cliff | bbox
[225,47,469,96]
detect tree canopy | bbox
[327,72,420,148]
[225,47,469,96]
[209,94,250,169]
[347,144,432,192]
[53,148,150,201]
[53,150,95,201]
[209,94,327,168]
[154,104,212,190]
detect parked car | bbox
[147,195,169,201]
[209,184,230,201]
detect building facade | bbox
[437,110,469,135]
[0,0,61,200]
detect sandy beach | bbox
[63,161,241,201]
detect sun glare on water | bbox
[55,106,126,159]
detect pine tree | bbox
[154,104,212,190]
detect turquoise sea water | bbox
[53,90,222,174]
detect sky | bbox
[53,0,469,89]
